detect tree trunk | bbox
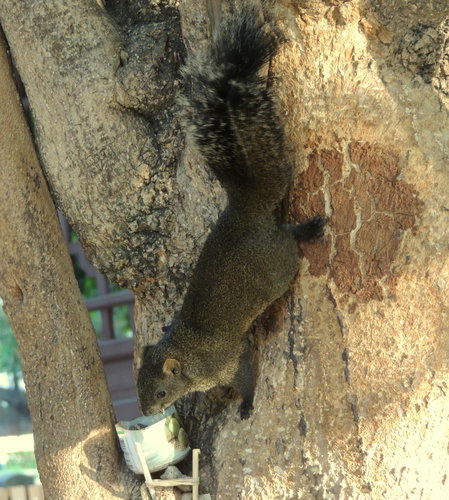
[1,0,449,499]
[0,31,140,499]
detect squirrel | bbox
[137,5,327,420]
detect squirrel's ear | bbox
[163,358,181,376]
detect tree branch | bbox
[0,0,186,288]
[0,30,139,499]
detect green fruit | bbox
[167,416,180,437]
[176,428,189,450]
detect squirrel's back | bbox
[137,6,326,420]
[182,7,290,211]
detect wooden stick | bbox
[149,478,197,487]
[192,449,200,500]
[135,442,152,484]
[135,442,156,499]
[135,446,201,499]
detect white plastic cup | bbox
[116,405,190,473]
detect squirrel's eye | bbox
[156,390,167,399]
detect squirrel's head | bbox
[137,345,191,415]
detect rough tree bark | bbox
[1,0,449,499]
[0,32,141,499]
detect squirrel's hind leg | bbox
[286,215,327,242]
[232,341,256,420]
[239,393,255,420]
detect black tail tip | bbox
[212,6,281,78]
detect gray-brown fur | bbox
[137,5,326,419]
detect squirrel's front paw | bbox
[291,215,328,242]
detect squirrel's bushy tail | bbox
[182,6,291,211]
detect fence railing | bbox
[0,485,43,500]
